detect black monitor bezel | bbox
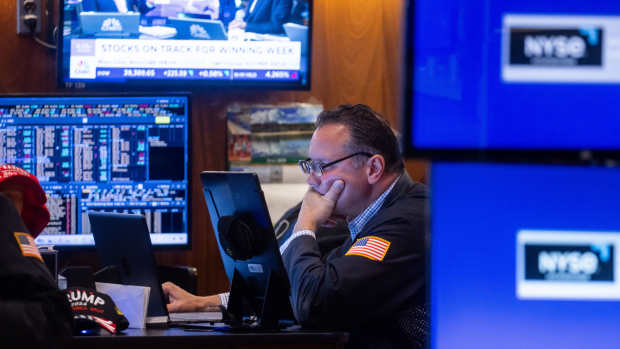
[400,0,620,164]
[0,92,193,252]
[56,0,313,91]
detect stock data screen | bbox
[0,95,190,247]
[430,162,620,349]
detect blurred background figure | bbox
[289,0,308,25]
[218,0,241,28]
[228,0,291,34]
[81,0,157,14]
[140,0,239,27]
[183,0,220,18]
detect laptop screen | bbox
[89,211,169,324]
[80,12,141,36]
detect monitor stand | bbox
[224,268,294,331]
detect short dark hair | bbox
[315,104,404,173]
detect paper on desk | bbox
[96,282,150,329]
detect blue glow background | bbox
[430,162,620,349]
[412,1,620,149]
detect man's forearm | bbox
[293,218,317,233]
[194,294,222,312]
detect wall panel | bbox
[0,0,426,295]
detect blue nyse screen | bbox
[410,0,620,151]
[0,95,190,248]
[430,162,620,349]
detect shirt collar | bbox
[347,175,400,241]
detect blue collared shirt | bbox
[280,176,401,255]
[347,175,400,241]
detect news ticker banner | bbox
[516,230,620,300]
[69,38,302,80]
[502,15,620,83]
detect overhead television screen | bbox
[59,0,311,89]
[404,0,620,158]
[430,162,620,349]
[0,94,191,249]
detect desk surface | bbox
[70,327,348,349]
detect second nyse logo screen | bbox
[517,230,620,300]
[509,28,603,66]
[525,244,614,282]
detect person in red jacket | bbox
[0,164,73,348]
[0,164,51,236]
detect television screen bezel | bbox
[56,0,313,91]
[400,0,620,163]
[0,92,193,252]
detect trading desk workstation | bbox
[6,0,620,347]
[0,92,346,345]
[68,327,348,349]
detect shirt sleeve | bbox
[279,229,316,255]
[218,292,230,308]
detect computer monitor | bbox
[58,0,312,89]
[429,162,620,349]
[0,94,191,250]
[200,171,294,329]
[79,12,141,37]
[403,0,620,160]
[167,17,228,40]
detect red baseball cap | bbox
[0,164,50,237]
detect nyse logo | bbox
[190,24,210,39]
[101,18,123,32]
[509,28,603,66]
[525,244,614,282]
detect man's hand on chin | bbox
[322,215,347,228]
[294,179,345,232]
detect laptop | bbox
[88,211,222,326]
[283,22,308,56]
[168,17,228,40]
[80,11,140,37]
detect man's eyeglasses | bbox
[298,152,373,177]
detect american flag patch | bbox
[345,236,390,261]
[14,232,42,261]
